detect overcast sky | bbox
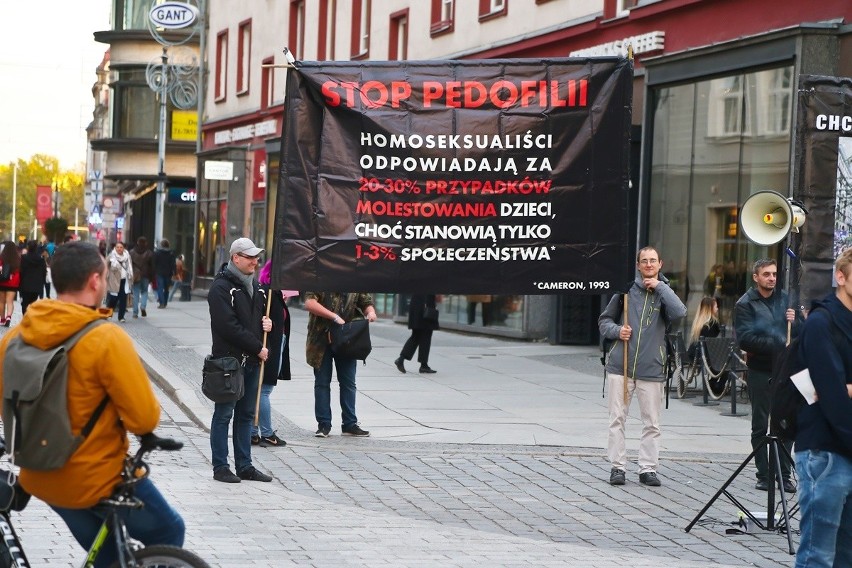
[0,0,112,169]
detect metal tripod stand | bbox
[684,434,796,554]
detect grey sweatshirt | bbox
[598,273,687,381]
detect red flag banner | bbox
[36,185,52,224]
[272,58,633,294]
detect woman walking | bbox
[0,241,22,326]
[394,294,439,374]
[18,240,47,316]
[106,241,133,322]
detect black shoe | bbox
[782,478,797,494]
[237,467,272,482]
[342,424,370,437]
[315,424,331,438]
[419,365,437,374]
[250,434,261,445]
[141,308,147,317]
[260,433,286,447]
[394,357,406,374]
[755,479,769,491]
[609,468,626,486]
[639,472,662,487]
[213,468,241,483]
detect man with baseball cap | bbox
[207,237,274,483]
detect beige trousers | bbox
[607,373,664,474]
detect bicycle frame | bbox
[81,506,139,568]
[0,511,29,568]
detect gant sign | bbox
[149,2,199,29]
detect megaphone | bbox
[740,190,807,246]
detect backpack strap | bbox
[62,319,110,439]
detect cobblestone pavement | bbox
[1,301,799,567]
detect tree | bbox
[44,217,70,244]
[0,155,85,242]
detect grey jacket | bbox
[598,273,687,381]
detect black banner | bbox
[792,74,852,307]
[272,58,633,294]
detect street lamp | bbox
[52,180,63,218]
[11,164,17,241]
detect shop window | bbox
[113,0,150,30]
[318,0,336,60]
[389,10,408,60]
[764,67,793,135]
[350,0,370,59]
[289,0,305,59]
[260,56,274,110]
[478,0,507,21]
[237,20,251,96]
[430,0,454,36]
[215,30,228,102]
[707,76,749,137]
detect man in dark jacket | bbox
[153,239,176,309]
[207,237,273,483]
[129,236,154,318]
[599,246,687,487]
[794,248,852,567]
[18,240,46,315]
[734,258,802,493]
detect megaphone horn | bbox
[740,190,806,246]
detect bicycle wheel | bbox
[109,545,211,568]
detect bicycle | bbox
[0,433,210,568]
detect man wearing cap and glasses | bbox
[207,237,274,483]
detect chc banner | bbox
[272,58,633,294]
[792,75,852,307]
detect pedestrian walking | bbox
[208,237,273,483]
[153,239,176,309]
[794,247,852,567]
[304,292,377,438]
[168,254,186,303]
[598,246,687,487]
[106,242,133,323]
[18,240,47,316]
[734,258,802,494]
[0,240,22,326]
[129,236,154,318]
[394,294,439,374]
[250,259,291,448]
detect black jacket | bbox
[407,294,439,331]
[18,252,46,294]
[208,264,265,364]
[734,287,801,372]
[153,248,176,279]
[261,286,291,386]
[796,294,852,459]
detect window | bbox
[215,30,228,102]
[764,67,793,135]
[478,0,507,21]
[112,0,150,31]
[708,76,750,137]
[260,56,274,110]
[112,69,158,138]
[430,0,453,36]
[318,0,336,60]
[350,0,370,59]
[237,20,251,96]
[289,1,305,60]
[388,10,408,61]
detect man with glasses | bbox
[207,238,274,483]
[734,258,801,493]
[599,246,687,487]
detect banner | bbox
[272,58,633,294]
[792,75,852,307]
[35,185,52,224]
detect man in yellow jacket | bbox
[0,241,184,567]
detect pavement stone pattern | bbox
[0,298,799,567]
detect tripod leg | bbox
[769,438,796,555]
[685,446,762,532]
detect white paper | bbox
[791,368,817,405]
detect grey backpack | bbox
[2,319,107,470]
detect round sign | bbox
[149,2,199,30]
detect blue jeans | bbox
[50,478,184,568]
[210,363,259,473]
[795,450,852,568]
[156,275,171,307]
[132,278,149,315]
[314,347,358,428]
[251,384,275,438]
